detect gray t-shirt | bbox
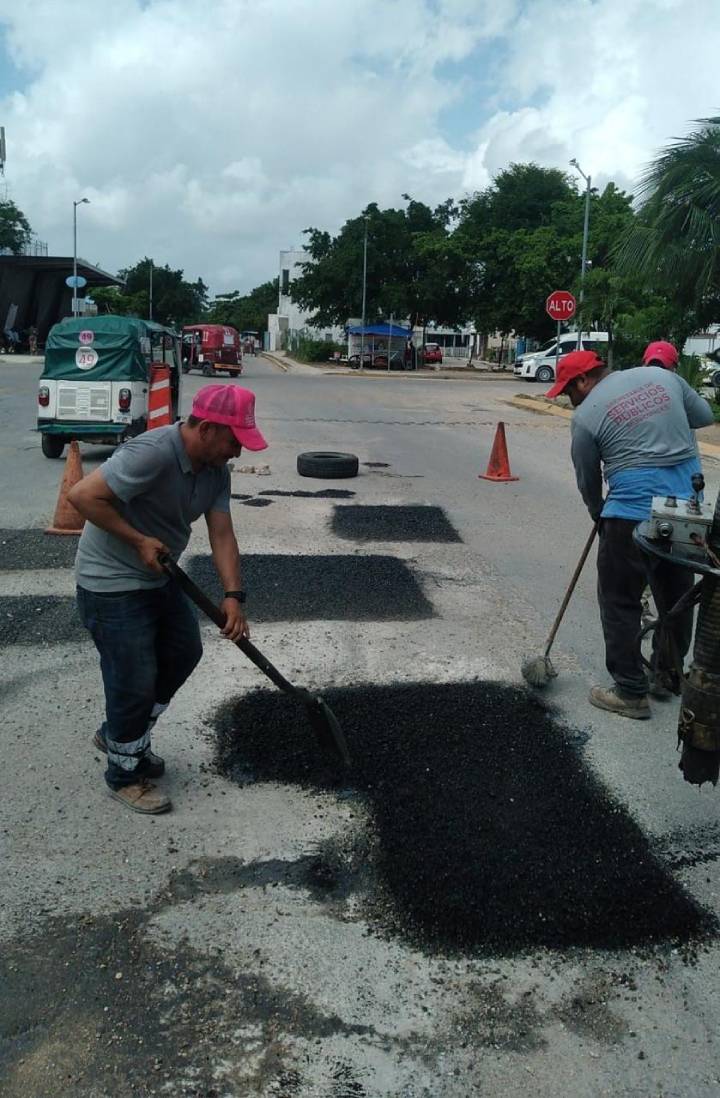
[570,366,714,517]
[75,424,231,592]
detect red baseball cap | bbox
[545,350,606,400]
[642,340,678,369]
[191,384,268,450]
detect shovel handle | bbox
[544,521,599,657]
[161,556,301,698]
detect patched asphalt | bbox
[0,595,86,647]
[331,505,462,542]
[0,529,78,570]
[213,681,714,956]
[185,553,435,621]
[0,881,373,1098]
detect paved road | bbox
[2,354,720,1096]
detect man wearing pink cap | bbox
[547,351,713,720]
[69,384,268,814]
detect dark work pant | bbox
[596,518,695,698]
[77,582,203,787]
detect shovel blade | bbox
[307,695,352,769]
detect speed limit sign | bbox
[75,347,99,370]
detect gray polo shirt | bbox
[570,366,714,517]
[75,424,231,592]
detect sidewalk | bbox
[0,354,44,367]
[262,349,517,380]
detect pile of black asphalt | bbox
[331,505,462,542]
[213,680,714,956]
[186,553,434,622]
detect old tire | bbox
[297,451,359,479]
[41,433,65,459]
[535,365,554,383]
[202,364,213,377]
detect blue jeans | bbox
[77,581,203,787]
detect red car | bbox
[422,342,443,364]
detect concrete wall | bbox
[268,248,344,350]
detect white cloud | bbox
[0,0,718,294]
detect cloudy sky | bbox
[1,0,718,297]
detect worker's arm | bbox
[67,468,167,573]
[571,421,604,521]
[205,508,249,643]
[677,375,715,428]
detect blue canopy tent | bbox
[346,321,412,368]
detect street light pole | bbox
[72,197,90,317]
[570,159,591,349]
[360,215,368,371]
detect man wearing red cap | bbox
[69,384,268,813]
[642,340,679,371]
[547,351,714,719]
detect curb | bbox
[508,395,720,460]
[260,352,289,373]
[259,352,517,382]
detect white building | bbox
[266,248,345,351]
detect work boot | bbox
[589,685,651,720]
[93,730,165,778]
[109,779,172,814]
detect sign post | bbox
[545,290,577,384]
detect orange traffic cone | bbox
[147,363,172,429]
[478,422,519,482]
[46,440,86,535]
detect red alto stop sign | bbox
[546,290,576,321]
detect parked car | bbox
[347,351,402,369]
[422,342,443,364]
[514,332,610,382]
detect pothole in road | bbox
[331,505,462,543]
[259,489,356,499]
[213,680,715,956]
[186,553,435,621]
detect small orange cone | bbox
[46,440,86,535]
[478,422,519,482]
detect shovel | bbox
[161,557,351,769]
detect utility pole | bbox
[570,159,591,350]
[360,215,368,371]
[72,197,90,317]
[149,259,153,321]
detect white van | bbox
[514,332,610,382]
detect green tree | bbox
[207,279,278,334]
[290,198,467,330]
[0,198,32,254]
[93,258,208,327]
[615,116,720,330]
[453,164,581,341]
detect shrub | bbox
[289,335,344,363]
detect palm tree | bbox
[616,116,720,310]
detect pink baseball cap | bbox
[191,384,268,450]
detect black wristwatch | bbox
[224,590,247,604]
